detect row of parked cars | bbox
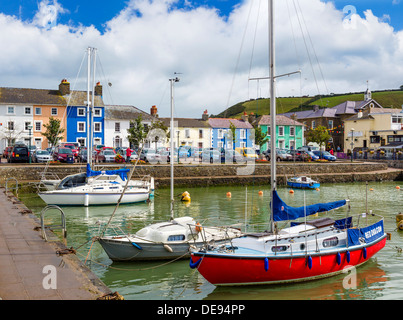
[262,148,337,162]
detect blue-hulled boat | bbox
[287,176,320,189]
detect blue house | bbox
[64,83,105,147]
[208,118,254,149]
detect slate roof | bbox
[256,115,304,126]
[160,117,210,128]
[345,107,401,121]
[105,105,153,120]
[208,118,253,129]
[0,87,65,105]
[0,87,104,107]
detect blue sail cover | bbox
[347,220,384,246]
[86,163,130,181]
[272,190,347,221]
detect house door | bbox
[363,140,367,148]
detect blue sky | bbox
[0,0,402,117]
[1,1,402,32]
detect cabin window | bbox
[323,236,339,248]
[167,235,185,241]
[271,245,288,252]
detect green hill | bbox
[213,89,403,119]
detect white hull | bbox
[39,189,149,206]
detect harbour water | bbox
[20,181,403,300]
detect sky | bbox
[0,0,402,118]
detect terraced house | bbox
[254,115,304,151]
[0,84,67,152]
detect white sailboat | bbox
[38,47,154,206]
[97,76,242,261]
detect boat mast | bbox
[169,76,180,220]
[86,47,91,166]
[269,0,276,233]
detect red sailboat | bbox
[189,0,387,286]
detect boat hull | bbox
[99,237,232,261]
[287,181,320,189]
[191,236,386,286]
[38,190,149,206]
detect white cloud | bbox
[0,0,402,118]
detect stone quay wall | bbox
[0,161,401,189]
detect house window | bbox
[51,108,58,116]
[328,120,333,129]
[218,141,224,148]
[278,126,284,136]
[278,139,285,148]
[24,122,32,131]
[115,122,120,132]
[199,129,203,139]
[185,129,190,138]
[34,121,42,131]
[266,126,271,136]
[94,108,101,117]
[77,108,85,116]
[240,141,246,148]
[240,129,246,139]
[198,142,203,148]
[94,122,101,132]
[311,121,316,129]
[35,107,42,115]
[94,138,102,145]
[218,129,223,139]
[77,122,86,132]
[24,107,32,115]
[370,136,380,143]
[7,121,14,130]
[7,106,15,114]
[290,126,295,136]
[77,138,86,147]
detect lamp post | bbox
[350,128,354,162]
[28,125,32,164]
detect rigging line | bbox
[291,0,324,107]
[248,0,262,79]
[295,0,330,97]
[224,0,254,118]
[97,54,115,106]
[40,50,87,180]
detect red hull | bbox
[192,237,386,286]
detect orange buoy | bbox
[289,189,294,194]
[396,186,401,190]
[258,190,263,196]
[370,188,374,191]
[226,192,231,198]
[315,188,320,191]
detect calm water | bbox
[20,181,403,300]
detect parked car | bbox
[96,149,116,162]
[235,147,258,159]
[77,148,96,163]
[313,150,337,161]
[287,149,311,161]
[3,146,12,159]
[53,147,74,163]
[263,149,292,161]
[201,148,220,163]
[8,144,30,163]
[140,149,162,163]
[306,150,319,161]
[60,142,79,157]
[32,150,51,163]
[221,149,245,163]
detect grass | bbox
[214,90,403,118]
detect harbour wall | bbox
[0,161,402,189]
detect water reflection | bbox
[19,181,403,300]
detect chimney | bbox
[59,79,70,95]
[150,105,158,117]
[241,111,248,122]
[290,113,298,121]
[95,82,102,96]
[202,109,209,121]
[248,112,256,123]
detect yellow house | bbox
[343,107,403,152]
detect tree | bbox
[127,116,170,150]
[127,116,148,149]
[305,125,331,150]
[41,117,65,147]
[254,126,269,149]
